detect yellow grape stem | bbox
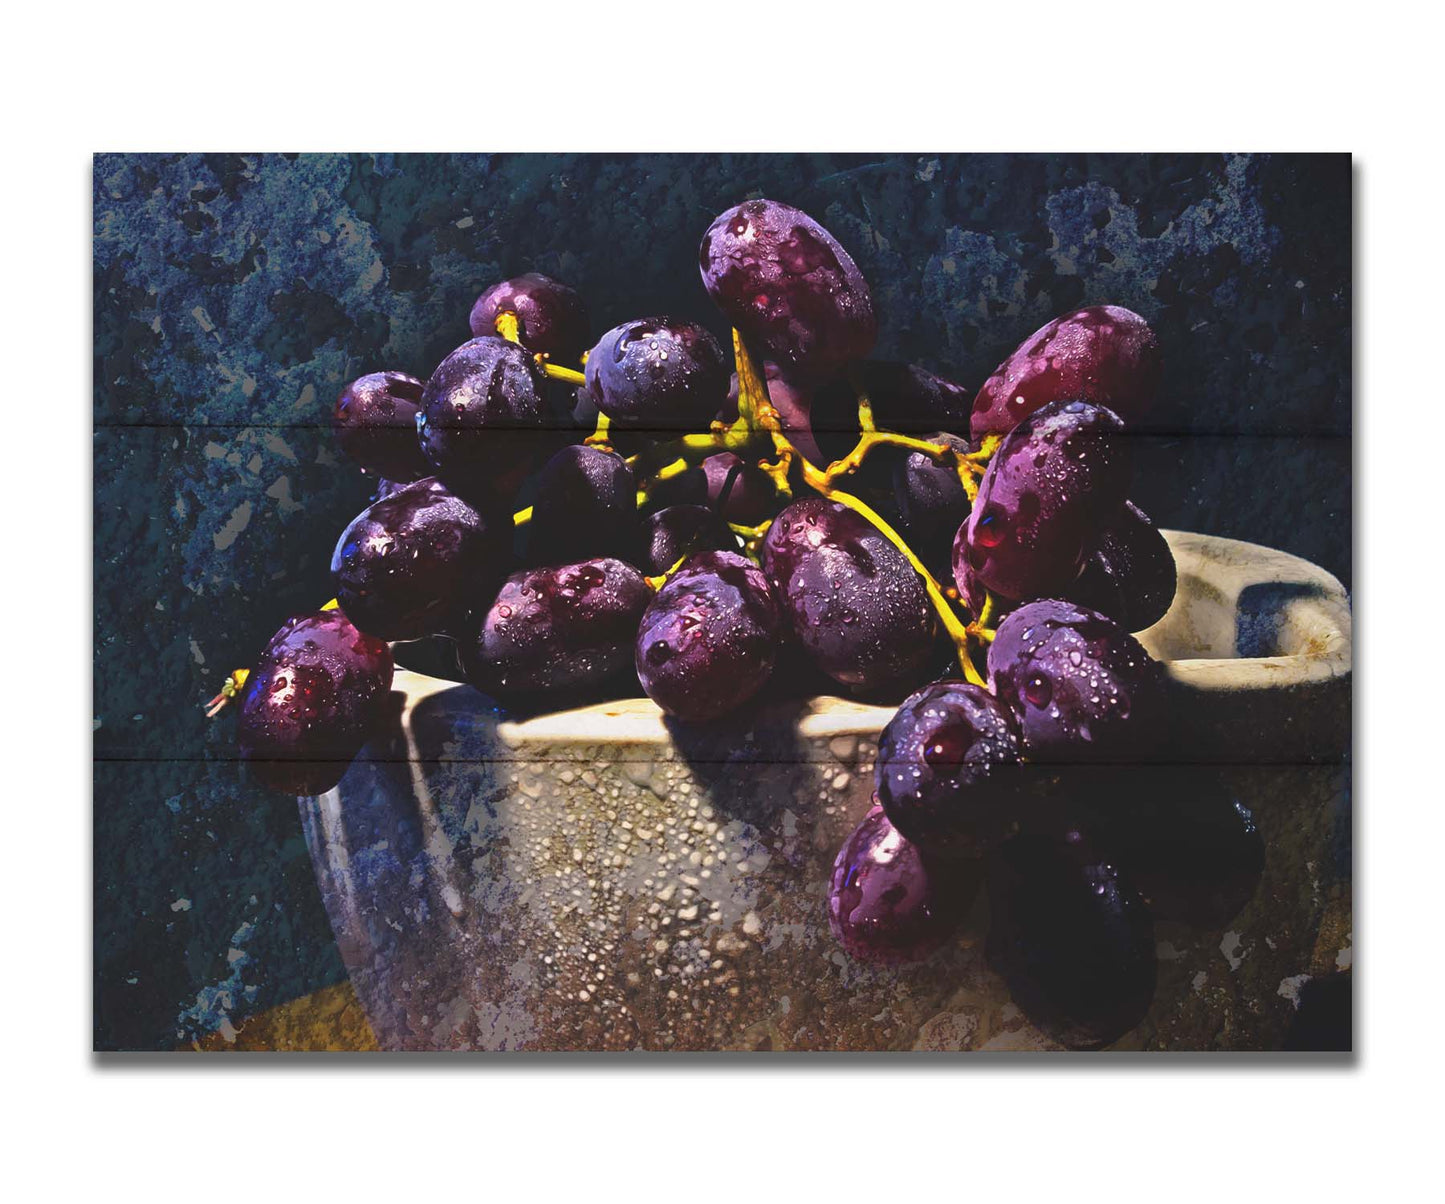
[964,433,1003,464]
[635,456,693,508]
[204,667,252,718]
[583,410,612,450]
[643,552,692,592]
[494,311,522,344]
[823,431,958,486]
[856,393,876,433]
[540,360,586,386]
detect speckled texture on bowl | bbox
[300,531,1350,1050]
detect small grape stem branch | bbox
[203,668,251,717]
[731,331,987,689]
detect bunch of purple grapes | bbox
[225,197,1261,1050]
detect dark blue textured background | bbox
[92,152,1350,1049]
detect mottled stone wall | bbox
[92,152,1350,1049]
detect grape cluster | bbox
[223,197,1263,1050]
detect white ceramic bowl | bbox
[301,531,1351,1051]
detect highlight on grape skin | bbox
[828,803,978,966]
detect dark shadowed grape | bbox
[986,834,1157,1049]
[987,599,1165,761]
[332,371,430,481]
[462,558,652,698]
[640,505,736,575]
[468,273,588,361]
[1066,502,1177,631]
[722,362,825,465]
[237,609,394,795]
[875,681,1024,858]
[762,498,936,691]
[812,362,974,467]
[369,477,407,504]
[1088,766,1265,929]
[699,199,875,380]
[646,452,778,525]
[527,444,636,565]
[584,318,728,431]
[893,432,972,576]
[418,336,546,500]
[635,551,782,722]
[828,803,977,964]
[971,306,1161,441]
[959,399,1130,602]
[331,477,509,641]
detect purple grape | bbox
[828,804,976,964]
[332,371,430,481]
[893,431,972,575]
[237,609,394,795]
[635,551,781,722]
[971,306,1161,441]
[986,834,1157,1049]
[958,399,1130,602]
[1066,502,1177,631]
[1088,767,1264,929]
[761,498,936,691]
[331,477,508,641]
[463,558,652,698]
[987,599,1165,761]
[418,336,546,500]
[875,681,1024,858]
[640,505,735,575]
[468,273,588,361]
[699,199,876,380]
[527,444,636,565]
[584,318,728,431]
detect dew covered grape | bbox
[237,608,394,795]
[960,399,1129,602]
[468,273,588,361]
[828,803,977,964]
[331,477,508,641]
[635,551,782,721]
[987,599,1165,760]
[584,317,728,431]
[875,681,1024,858]
[332,371,430,481]
[699,199,875,380]
[970,305,1160,441]
[463,558,652,698]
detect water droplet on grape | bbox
[1024,674,1053,708]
